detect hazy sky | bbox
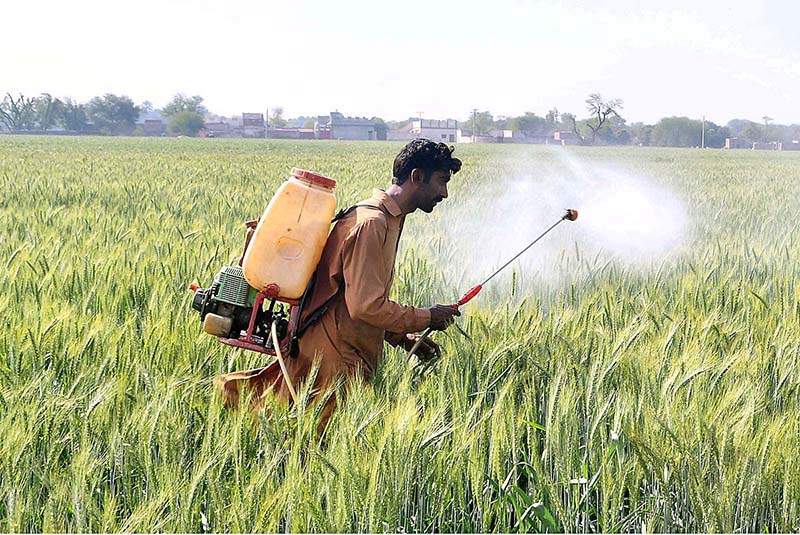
[3,0,798,124]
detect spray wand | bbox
[407,208,579,359]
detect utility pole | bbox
[701,115,705,149]
[472,108,477,143]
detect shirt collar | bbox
[371,188,403,217]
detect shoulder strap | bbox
[293,203,386,342]
[331,203,385,223]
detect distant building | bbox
[521,133,552,144]
[489,129,517,143]
[267,128,316,140]
[387,119,458,142]
[386,123,415,141]
[725,137,749,149]
[752,141,780,151]
[142,120,166,136]
[136,110,166,136]
[413,119,458,142]
[783,140,800,151]
[242,113,265,138]
[316,112,382,140]
[203,121,233,138]
[553,131,576,144]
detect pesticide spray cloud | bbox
[426,147,688,292]
[555,150,687,257]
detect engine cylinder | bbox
[203,313,234,337]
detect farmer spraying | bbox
[214,139,462,425]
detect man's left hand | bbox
[403,334,441,361]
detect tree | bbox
[651,117,702,147]
[87,94,140,135]
[584,93,623,144]
[162,94,205,117]
[140,100,154,114]
[741,123,762,144]
[628,122,654,146]
[168,111,205,136]
[59,98,88,132]
[493,116,510,130]
[269,106,287,128]
[560,112,585,144]
[762,116,773,142]
[594,114,630,145]
[509,112,549,136]
[546,108,559,127]
[0,93,36,131]
[33,93,63,131]
[371,117,388,140]
[703,121,730,148]
[463,110,493,136]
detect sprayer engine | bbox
[190,265,292,354]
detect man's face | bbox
[415,169,450,213]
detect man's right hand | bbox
[429,304,461,331]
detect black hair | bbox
[392,138,462,185]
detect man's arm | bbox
[341,217,431,333]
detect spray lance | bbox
[407,208,579,359]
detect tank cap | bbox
[291,168,336,190]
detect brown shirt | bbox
[297,188,431,379]
[216,189,431,413]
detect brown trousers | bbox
[215,355,350,432]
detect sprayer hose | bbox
[407,327,434,360]
[272,321,298,404]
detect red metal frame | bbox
[215,219,304,356]
[216,290,301,356]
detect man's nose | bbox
[441,185,448,199]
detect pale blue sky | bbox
[3,0,798,124]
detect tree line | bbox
[457,94,800,148]
[3,90,798,147]
[0,92,207,136]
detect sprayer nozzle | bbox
[564,209,579,221]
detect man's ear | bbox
[410,168,424,185]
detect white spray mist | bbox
[424,147,688,294]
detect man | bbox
[217,139,462,425]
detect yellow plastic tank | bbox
[242,168,337,300]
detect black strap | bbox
[331,203,384,223]
[292,203,386,342]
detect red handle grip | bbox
[458,284,483,306]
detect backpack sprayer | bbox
[188,168,339,401]
[407,208,579,359]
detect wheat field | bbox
[1,135,799,532]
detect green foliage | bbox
[162,94,206,117]
[584,94,624,144]
[651,116,702,147]
[87,94,140,135]
[463,110,494,136]
[59,98,89,132]
[508,112,549,136]
[1,138,800,532]
[33,93,63,131]
[0,93,37,131]
[168,111,205,137]
[703,121,731,148]
[269,107,287,128]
